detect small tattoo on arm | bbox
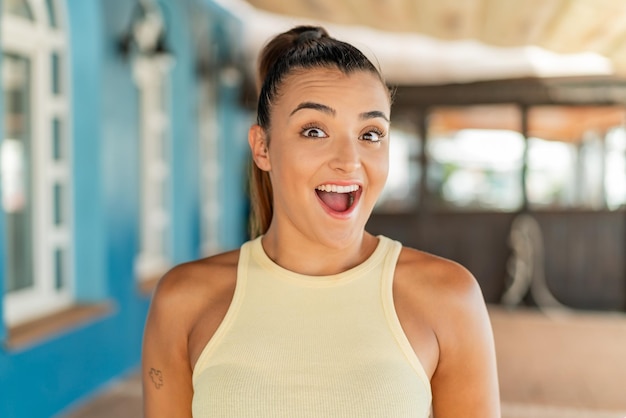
[149,368,164,389]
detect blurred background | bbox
[1,0,626,417]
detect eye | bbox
[360,128,385,143]
[301,126,328,139]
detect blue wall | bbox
[71,0,107,301]
[217,79,252,249]
[0,1,250,416]
[166,0,202,263]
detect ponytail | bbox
[248,158,273,239]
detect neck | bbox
[260,226,378,276]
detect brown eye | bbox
[361,129,384,143]
[302,127,328,138]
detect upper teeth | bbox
[316,184,360,193]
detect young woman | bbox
[142,25,500,417]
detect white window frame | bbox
[2,0,74,326]
[133,56,173,280]
[130,0,175,280]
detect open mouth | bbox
[315,184,361,214]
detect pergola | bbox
[371,76,626,312]
[222,0,626,85]
[241,0,626,74]
[392,76,626,210]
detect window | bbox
[133,56,173,279]
[526,137,577,208]
[427,128,525,211]
[424,105,626,212]
[605,127,626,210]
[1,0,73,325]
[130,2,174,280]
[526,106,626,210]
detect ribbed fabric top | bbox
[192,236,431,417]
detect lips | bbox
[315,184,361,214]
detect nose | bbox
[329,137,361,173]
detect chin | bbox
[313,221,367,248]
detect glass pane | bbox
[54,248,64,289]
[605,127,626,210]
[51,52,61,95]
[2,53,34,292]
[527,138,577,209]
[427,129,525,211]
[52,117,62,160]
[2,0,34,20]
[53,182,63,226]
[45,0,58,28]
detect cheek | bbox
[270,146,314,186]
[368,149,390,188]
[374,166,390,194]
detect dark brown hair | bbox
[249,25,386,238]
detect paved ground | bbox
[63,374,143,418]
[62,306,626,418]
[492,306,626,418]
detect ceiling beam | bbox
[393,76,626,107]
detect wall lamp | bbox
[118,0,174,65]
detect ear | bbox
[248,124,271,171]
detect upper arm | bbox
[142,267,195,418]
[430,265,500,417]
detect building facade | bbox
[0,1,250,416]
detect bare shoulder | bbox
[394,246,500,416]
[395,246,483,307]
[142,250,241,417]
[153,250,239,301]
[394,246,490,348]
[149,250,239,340]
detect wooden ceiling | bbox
[244,0,626,75]
[429,105,626,142]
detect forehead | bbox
[275,68,390,112]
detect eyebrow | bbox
[290,101,389,122]
[359,110,389,122]
[290,102,335,117]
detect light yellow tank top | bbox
[192,236,432,417]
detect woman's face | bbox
[250,68,391,248]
